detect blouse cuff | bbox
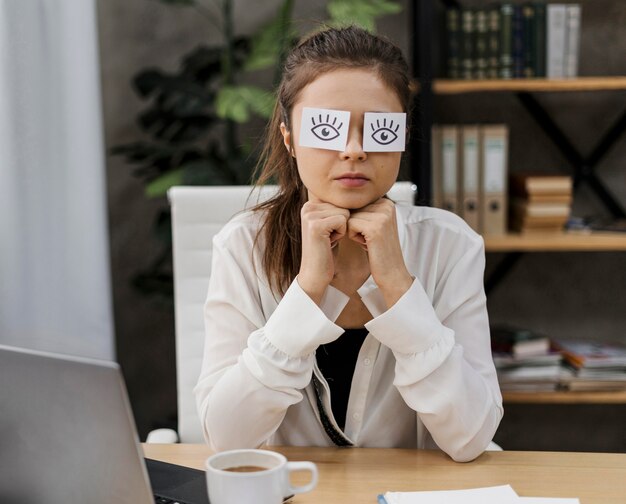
[363,278,448,355]
[264,279,348,358]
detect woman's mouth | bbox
[335,174,369,188]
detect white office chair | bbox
[148,181,502,451]
[148,181,502,450]
[146,182,416,443]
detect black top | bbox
[315,327,368,431]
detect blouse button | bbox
[363,358,372,366]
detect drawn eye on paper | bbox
[310,113,342,141]
[299,107,350,151]
[370,117,400,145]
[363,112,406,152]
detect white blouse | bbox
[195,204,503,462]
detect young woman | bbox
[195,26,502,462]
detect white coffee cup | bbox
[205,449,318,504]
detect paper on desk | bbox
[378,486,580,504]
[379,484,519,504]
[520,499,579,503]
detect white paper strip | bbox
[299,107,350,151]
[363,112,406,152]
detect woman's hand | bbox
[347,198,413,307]
[298,199,350,304]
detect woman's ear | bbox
[280,122,296,157]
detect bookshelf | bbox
[410,2,626,408]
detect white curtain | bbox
[0,0,114,360]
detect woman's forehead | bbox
[294,68,404,112]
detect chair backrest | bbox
[167,182,416,442]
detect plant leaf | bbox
[216,85,275,123]
[327,0,402,31]
[244,0,295,72]
[145,169,185,198]
[182,159,238,185]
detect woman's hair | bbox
[253,25,412,296]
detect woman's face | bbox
[282,68,404,210]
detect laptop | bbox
[0,343,209,504]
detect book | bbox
[445,8,462,79]
[565,216,626,234]
[510,213,569,233]
[522,193,573,205]
[481,125,509,235]
[564,4,582,78]
[534,2,547,77]
[474,9,489,79]
[512,5,524,78]
[509,172,573,196]
[493,351,563,369]
[554,340,626,369]
[491,325,551,359]
[441,125,460,214]
[510,198,571,218]
[460,125,482,232]
[522,3,536,78]
[487,7,500,79]
[499,4,514,79]
[547,4,567,78]
[586,217,626,233]
[461,9,476,80]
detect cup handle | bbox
[285,461,318,495]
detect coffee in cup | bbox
[205,449,318,504]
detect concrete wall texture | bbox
[98,0,625,448]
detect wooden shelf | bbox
[503,390,626,404]
[484,232,626,252]
[432,76,626,94]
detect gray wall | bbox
[98,0,625,446]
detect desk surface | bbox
[143,444,626,504]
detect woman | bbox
[195,26,502,462]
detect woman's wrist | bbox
[296,274,328,306]
[377,271,414,308]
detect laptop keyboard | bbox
[154,495,193,504]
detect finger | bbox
[303,203,351,220]
[346,219,367,245]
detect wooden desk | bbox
[143,444,626,504]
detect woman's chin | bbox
[326,191,386,210]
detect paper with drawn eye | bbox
[299,107,351,151]
[363,112,406,152]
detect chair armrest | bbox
[145,428,179,444]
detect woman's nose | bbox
[340,130,367,161]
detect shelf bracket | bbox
[485,252,524,295]
[517,92,626,218]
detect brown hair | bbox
[253,25,412,296]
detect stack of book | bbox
[555,340,626,391]
[491,326,567,392]
[444,2,582,79]
[509,172,573,233]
